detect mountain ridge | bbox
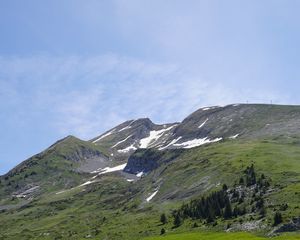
[1,103,300,239]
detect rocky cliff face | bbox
[90,118,178,161]
[123,148,183,174]
[274,217,300,233]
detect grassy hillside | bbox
[143,232,300,240]
[0,136,299,239]
[0,136,109,207]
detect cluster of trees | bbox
[160,164,281,230]
[240,164,257,186]
[239,164,270,189]
[171,186,236,226]
[253,196,266,217]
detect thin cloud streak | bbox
[0,54,288,140]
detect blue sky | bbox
[1,0,300,174]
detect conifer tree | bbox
[173,213,182,227]
[223,199,233,219]
[160,213,167,225]
[273,212,282,226]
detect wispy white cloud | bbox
[0,54,288,139]
[1,0,299,174]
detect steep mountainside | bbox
[0,104,300,240]
[91,118,178,161]
[0,136,109,201]
[92,104,300,175]
[173,104,300,141]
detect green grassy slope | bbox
[143,231,300,240]
[0,137,299,239]
[0,136,108,204]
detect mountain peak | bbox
[1,103,300,238]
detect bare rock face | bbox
[91,118,178,160]
[123,148,183,174]
[64,147,108,173]
[274,217,300,233]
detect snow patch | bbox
[118,120,135,132]
[229,134,239,139]
[158,137,182,150]
[79,180,95,187]
[117,144,137,153]
[56,190,68,195]
[91,174,99,179]
[91,162,127,175]
[202,106,221,111]
[139,125,176,148]
[56,179,96,195]
[15,186,40,198]
[98,163,127,175]
[93,129,115,143]
[146,189,159,202]
[173,137,222,149]
[111,135,132,148]
[198,118,209,128]
[118,125,131,132]
[56,163,127,195]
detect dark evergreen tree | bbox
[259,206,266,217]
[233,206,239,217]
[244,164,256,186]
[206,209,214,223]
[238,196,244,204]
[223,198,233,219]
[160,213,167,225]
[256,197,264,210]
[192,222,199,228]
[279,204,288,211]
[173,212,182,227]
[273,212,282,226]
[239,177,244,185]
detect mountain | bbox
[0,136,109,200]
[93,104,300,154]
[91,118,178,159]
[0,104,300,240]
